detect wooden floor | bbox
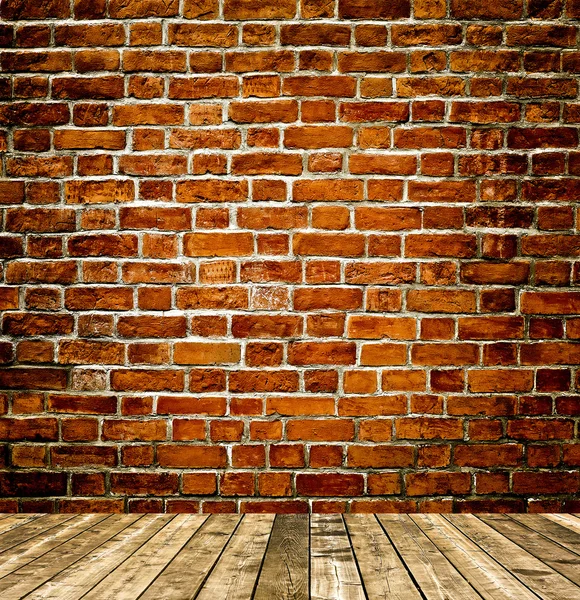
[0,513,580,599]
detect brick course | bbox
[0,0,579,513]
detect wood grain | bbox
[480,514,580,586]
[254,514,309,600]
[0,513,578,599]
[195,514,275,600]
[379,514,481,600]
[140,514,241,600]
[0,515,107,579]
[84,515,207,600]
[310,514,366,600]
[345,514,422,600]
[0,515,140,600]
[412,514,538,600]
[446,514,580,600]
[24,515,173,600]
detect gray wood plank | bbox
[254,514,309,600]
[195,514,275,600]
[83,514,207,600]
[510,514,580,556]
[345,514,422,600]
[0,514,74,554]
[480,514,580,586]
[411,515,540,600]
[23,515,173,600]
[445,514,580,600]
[378,514,481,600]
[0,515,140,599]
[310,514,366,600]
[0,515,107,579]
[140,514,241,600]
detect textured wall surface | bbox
[0,0,580,514]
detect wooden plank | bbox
[196,514,275,600]
[140,514,241,600]
[543,513,580,535]
[0,514,74,554]
[310,514,366,600]
[23,515,174,600]
[345,514,422,600]
[445,514,580,600]
[82,514,207,600]
[411,515,539,600]
[479,514,580,586]
[378,514,481,600]
[0,514,141,600]
[0,514,43,535]
[510,514,580,556]
[0,515,107,579]
[254,514,309,600]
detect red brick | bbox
[226,51,295,73]
[396,417,464,440]
[339,102,409,122]
[513,472,579,494]
[157,445,227,468]
[293,233,364,257]
[223,0,296,19]
[270,444,305,467]
[408,290,476,313]
[339,0,410,19]
[455,445,523,467]
[339,395,406,416]
[284,76,356,97]
[110,472,178,495]
[288,342,356,366]
[347,445,414,468]
[406,472,471,496]
[310,445,344,468]
[296,473,364,496]
[451,0,523,18]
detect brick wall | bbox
[0,0,579,514]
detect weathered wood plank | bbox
[480,514,580,586]
[310,514,366,600]
[0,514,43,535]
[378,514,481,600]
[510,514,580,556]
[140,514,241,600]
[24,515,174,600]
[195,514,274,600]
[411,514,538,600]
[543,513,580,535]
[0,514,107,579]
[83,514,207,600]
[445,514,580,600]
[345,514,422,600]
[0,512,577,599]
[254,514,309,600]
[0,515,140,600]
[139,515,241,600]
[0,514,73,554]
